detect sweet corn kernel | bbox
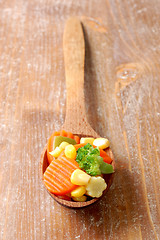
[70,169,91,185]
[72,195,87,202]
[49,147,63,158]
[93,138,110,149]
[59,141,70,150]
[65,144,76,159]
[80,137,95,145]
[71,186,86,197]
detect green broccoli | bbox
[76,143,114,176]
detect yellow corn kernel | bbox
[49,147,63,158]
[80,137,95,145]
[71,186,86,198]
[59,141,70,150]
[64,144,77,159]
[70,169,91,185]
[72,195,87,202]
[93,138,110,149]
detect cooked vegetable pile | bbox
[44,130,114,202]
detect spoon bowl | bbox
[40,17,115,208]
[40,134,115,208]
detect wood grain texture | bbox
[0,0,159,239]
[62,17,97,136]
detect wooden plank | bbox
[0,0,159,239]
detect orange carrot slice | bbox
[67,132,74,139]
[99,148,113,164]
[74,143,86,150]
[60,130,68,137]
[44,154,79,195]
[47,130,80,164]
[57,195,71,201]
[73,135,80,144]
[47,131,60,164]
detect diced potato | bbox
[72,195,87,202]
[80,137,95,145]
[49,147,63,158]
[71,186,86,197]
[93,138,110,149]
[65,144,76,159]
[59,141,70,150]
[86,176,107,198]
[70,169,91,185]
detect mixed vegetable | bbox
[44,130,114,202]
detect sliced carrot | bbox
[47,130,80,164]
[44,154,79,195]
[60,130,68,137]
[53,131,60,136]
[74,143,113,164]
[74,143,86,150]
[99,149,113,164]
[73,135,80,144]
[57,195,71,201]
[67,132,74,139]
[47,131,60,164]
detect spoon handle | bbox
[62,17,89,134]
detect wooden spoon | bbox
[40,17,115,208]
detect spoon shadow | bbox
[62,165,142,238]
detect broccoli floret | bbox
[76,143,114,176]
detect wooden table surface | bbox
[0,0,160,239]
